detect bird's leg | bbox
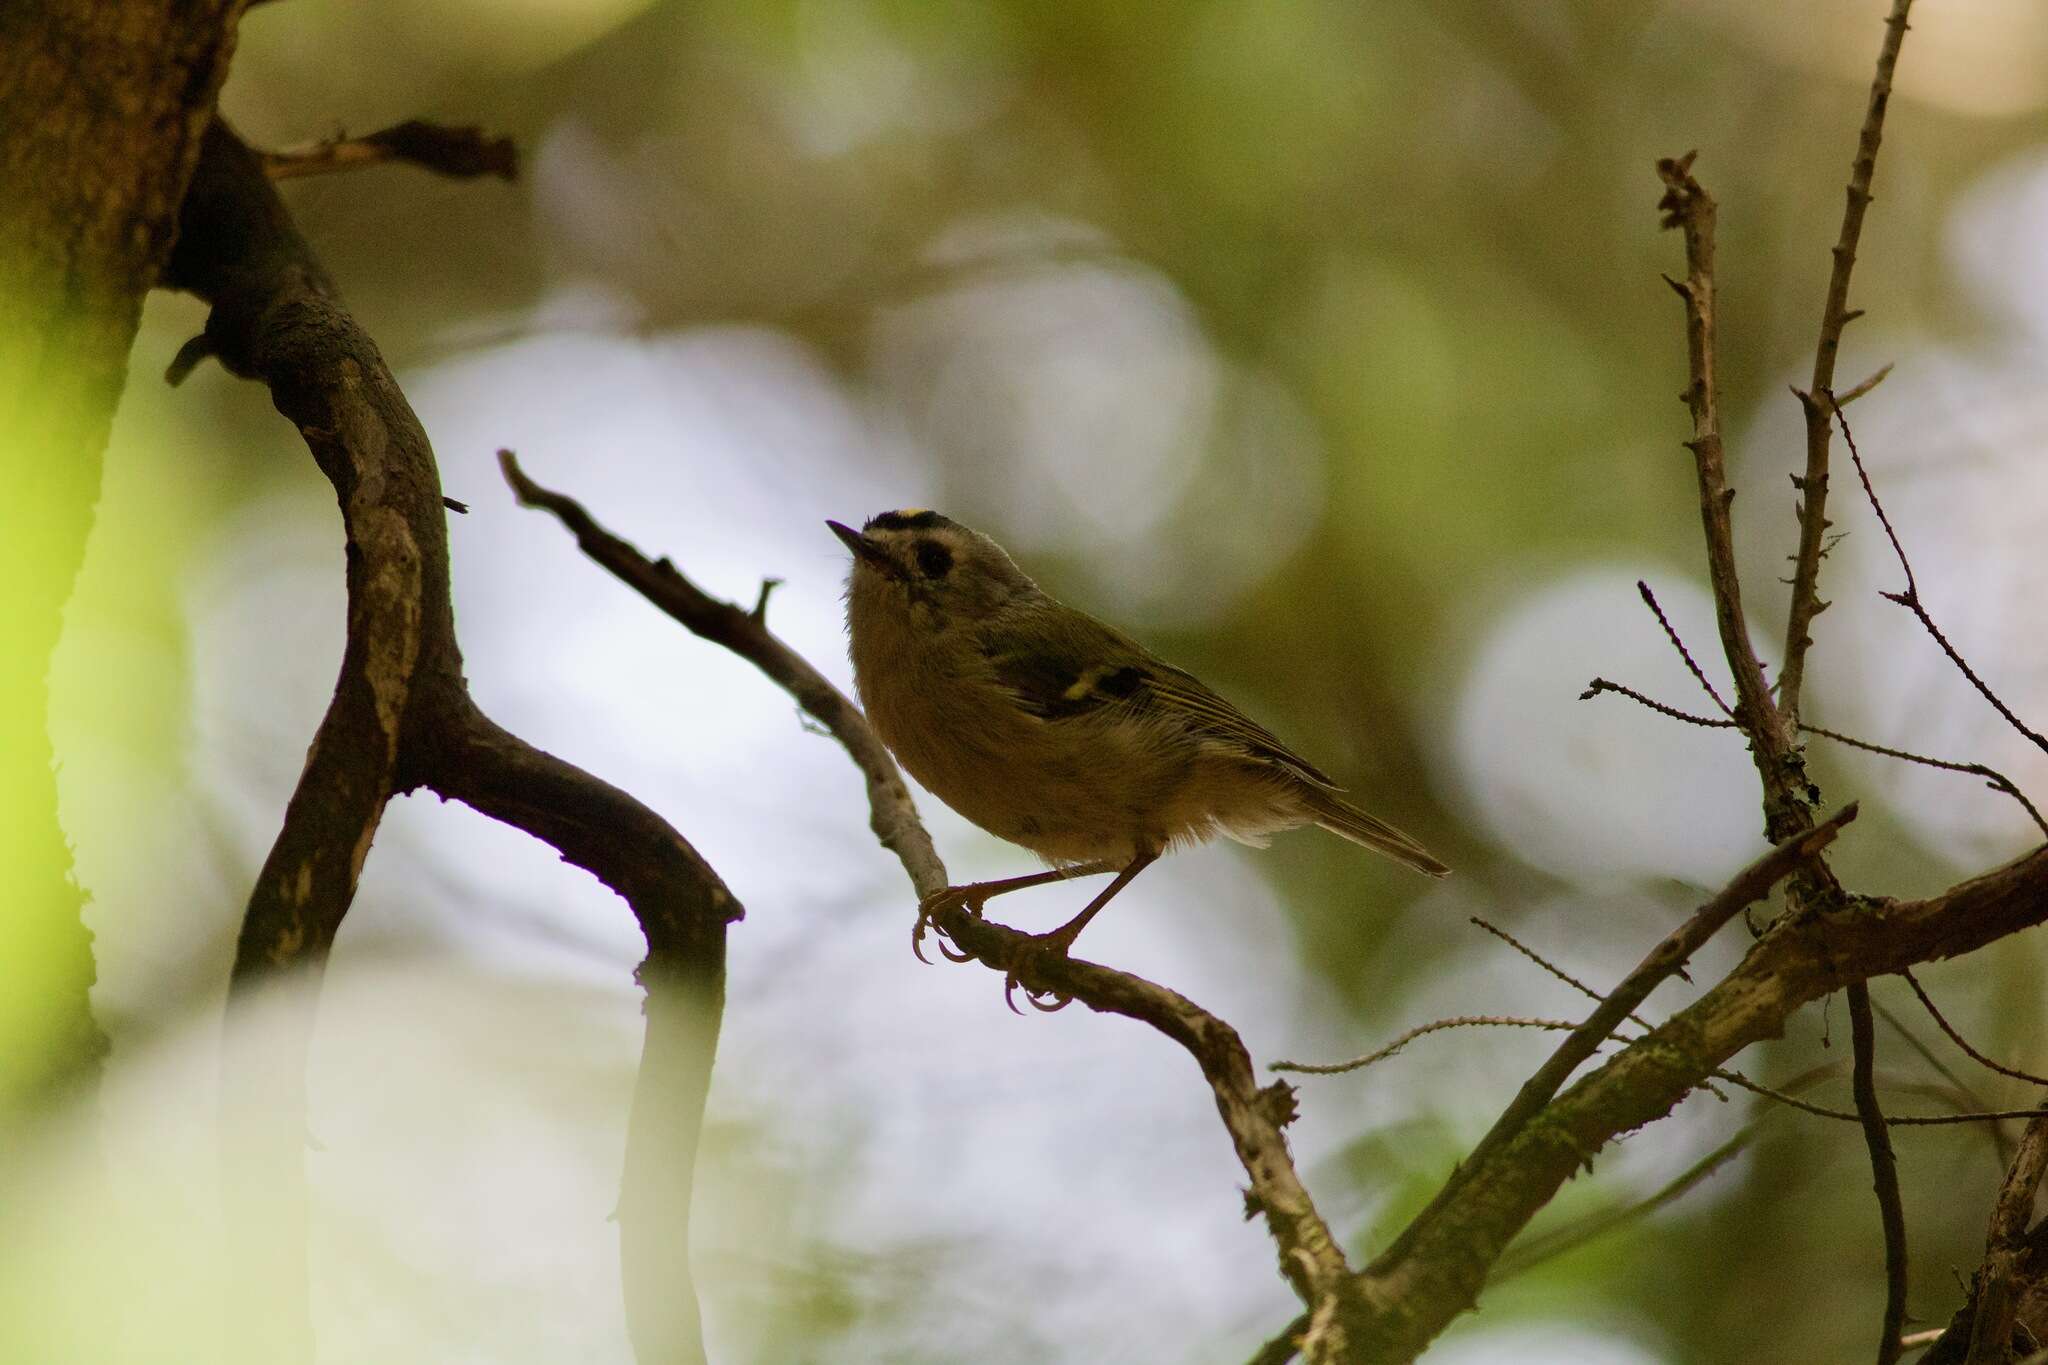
[1005,849,1160,1014]
[913,860,1117,964]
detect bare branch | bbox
[1343,833,2048,1361]
[1375,805,1857,1279]
[1837,362,1896,407]
[1850,982,1911,1365]
[1581,677,1734,729]
[498,449,947,901]
[1713,1065,2046,1128]
[1655,152,1813,844]
[1781,0,1915,723]
[1468,915,1659,1029]
[1636,579,1734,718]
[1801,720,2048,841]
[1273,1017,1582,1076]
[1491,1063,1840,1281]
[259,119,518,181]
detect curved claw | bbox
[1002,934,1077,1015]
[913,885,985,966]
[1027,985,1073,1013]
[1002,969,1071,1013]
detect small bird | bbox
[830,509,1448,1004]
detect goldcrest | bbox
[830,509,1448,963]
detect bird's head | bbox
[828,509,1037,636]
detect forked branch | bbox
[166,122,732,1365]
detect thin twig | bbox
[1802,721,2048,841]
[1834,397,2048,761]
[1837,362,1895,407]
[1636,580,1734,717]
[1468,916,1653,1025]
[259,119,518,181]
[1579,680,2048,839]
[1247,1315,1309,1365]
[1468,915,1724,1095]
[1850,982,1910,1365]
[1712,1066,2043,1128]
[1874,997,2013,1167]
[1779,0,1916,724]
[1581,678,1732,729]
[1656,152,1813,844]
[1902,968,2048,1089]
[1274,1017,1581,1075]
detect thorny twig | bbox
[1655,152,1813,845]
[1636,579,1735,717]
[1780,0,1916,725]
[1273,1017,1581,1076]
[1581,681,2048,839]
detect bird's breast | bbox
[852,634,1192,865]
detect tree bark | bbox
[0,0,246,1125]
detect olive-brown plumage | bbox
[830,510,1447,978]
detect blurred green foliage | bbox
[15,0,2048,1361]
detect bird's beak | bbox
[826,520,895,574]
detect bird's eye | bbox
[915,541,953,578]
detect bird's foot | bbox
[1002,931,1079,1015]
[912,884,984,964]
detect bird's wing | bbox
[978,606,1338,788]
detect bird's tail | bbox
[1301,789,1451,878]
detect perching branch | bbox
[496,449,946,901]
[164,121,734,1365]
[497,454,1358,1331]
[1780,0,1916,724]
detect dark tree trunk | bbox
[0,0,245,1127]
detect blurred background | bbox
[11,0,2048,1360]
